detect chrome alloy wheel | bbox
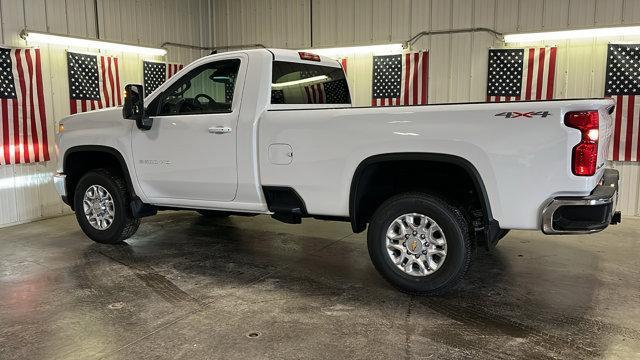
[385,213,447,276]
[83,185,115,230]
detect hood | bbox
[60,106,123,126]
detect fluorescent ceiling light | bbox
[272,75,328,89]
[300,43,403,58]
[20,29,167,56]
[504,26,640,43]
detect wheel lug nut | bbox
[420,234,425,239]
[412,231,417,236]
[405,234,409,239]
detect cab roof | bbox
[204,48,342,68]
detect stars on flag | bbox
[372,55,402,99]
[487,49,524,97]
[67,52,101,100]
[0,48,16,99]
[605,44,640,95]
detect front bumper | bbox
[53,173,70,206]
[541,169,620,234]
[53,173,66,197]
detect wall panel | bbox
[371,0,392,43]
[390,0,412,42]
[623,0,640,23]
[518,0,544,31]
[568,0,596,28]
[595,0,623,26]
[542,0,569,29]
[353,0,373,44]
[494,0,519,33]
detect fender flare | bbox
[63,145,136,198]
[348,153,496,234]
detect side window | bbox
[155,59,240,116]
[271,61,350,104]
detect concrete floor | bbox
[0,212,639,360]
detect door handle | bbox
[209,126,232,134]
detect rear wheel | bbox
[367,193,471,295]
[73,169,140,244]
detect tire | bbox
[73,169,140,244]
[197,210,230,218]
[367,192,472,295]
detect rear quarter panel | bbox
[258,99,614,229]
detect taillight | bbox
[564,111,599,176]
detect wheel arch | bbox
[63,145,136,209]
[348,153,497,236]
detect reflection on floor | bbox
[1,212,639,359]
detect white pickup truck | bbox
[54,48,621,295]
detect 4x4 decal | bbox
[495,111,551,118]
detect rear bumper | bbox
[541,169,620,234]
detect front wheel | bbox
[367,193,472,295]
[73,169,140,244]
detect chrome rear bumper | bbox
[541,169,620,234]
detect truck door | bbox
[131,55,245,202]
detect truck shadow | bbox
[75,212,636,359]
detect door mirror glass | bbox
[123,84,144,120]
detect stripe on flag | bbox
[167,63,184,79]
[304,83,325,104]
[609,95,640,161]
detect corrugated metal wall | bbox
[213,0,640,217]
[0,0,212,227]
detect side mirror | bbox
[123,84,144,120]
[123,84,153,130]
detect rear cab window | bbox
[271,61,351,106]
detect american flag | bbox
[167,63,183,79]
[67,51,121,114]
[486,47,557,102]
[225,73,236,103]
[372,51,428,106]
[0,47,49,165]
[605,44,640,161]
[271,89,284,104]
[304,80,350,104]
[304,83,325,103]
[143,61,185,96]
